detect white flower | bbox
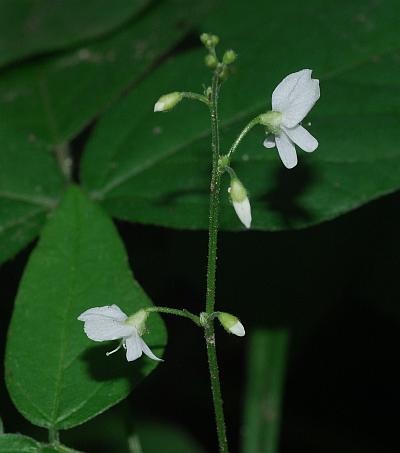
[78,305,162,362]
[229,177,252,229]
[261,69,320,169]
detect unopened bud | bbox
[218,312,245,337]
[229,177,252,229]
[200,33,219,49]
[154,92,183,112]
[205,54,218,68]
[223,49,237,65]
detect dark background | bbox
[2,170,399,452]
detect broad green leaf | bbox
[0,434,40,452]
[0,124,64,264]
[0,0,149,67]
[81,0,400,231]
[5,186,166,429]
[0,0,213,146]
[241,329,288,453]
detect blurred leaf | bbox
[0,125,64,264]
[0,435,81,453]
[81,0,400,230]
[241,329,288,453]
[0,418,3,434]
[0,0,149,67]
[132,422,206,453]
[0,0,214,146]
[0,434,40,452]
[5,186,166,429]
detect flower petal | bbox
[82,318,135,342]
[272,69,311,110]
[139,338,163,361]
[125,333,143,361]
[229,320,246,337]
[272,69,320,128]
[78,304,127,322]
[283,125,318,152]
[78,305,133,341]
[263,135,276,148]
[275,132,298,169]
[233,197,252,229]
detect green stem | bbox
[182,91,210,106]
[48,427,59,444]
[146,306,201,326]
[54,142,72,182]
[226,115,261,160]
[204,71,229,453]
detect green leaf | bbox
[132,422,206,453]
[0,125,64,264]
[0,418,3,434]
[5,186,166,429]
[241,329,288,453]
[0,0,149,68]
[0,434,40,453]
[0,435,80,453]
[81,0,400,230]
[0,0,213,146]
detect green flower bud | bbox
[154,92,183,112]
[218,312,245,337]
[205,53,218,68]
[222,49,237,65]
[229,177,251,228]
[229,177,247,203]
[200,32,219,49]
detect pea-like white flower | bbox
[261,69,320,169]
[78,305,162,362]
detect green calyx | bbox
[126,309,149,335]
[258,110,282,134]
[229,177,247,203]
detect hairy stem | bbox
[182,91,210,106]
[204,71,229,453]
[226,115,261,160]
[146,306,201,326]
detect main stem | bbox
[205,71,229,452]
